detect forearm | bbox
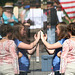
[42,38,61,50]
[42,38,51,49]
[18,39,39,50]
[27,46,36,55]
[29,39,39,49]
[65,16,71,23]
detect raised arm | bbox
[18,31,40,50]
[41,31,62,50]
[27,46,36,55]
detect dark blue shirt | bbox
[53,38,66,71]
[14,39,30,71]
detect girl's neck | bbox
[2,36,8,40]
[0,36,9,42]
[70,35,75,38]
[70,35,75,41]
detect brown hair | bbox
[12,23,24,41]
[57,22,70,40]
[67,22,75,36]
[0,24,13,39]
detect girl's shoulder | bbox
[7,40,16,45]
[0,40,16,46]
[14,39,22,43]
[64,39,75,43]
[14,39,22,47]
[58,38,66,45]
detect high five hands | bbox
[34,30,47,42]
[40,31,47,41]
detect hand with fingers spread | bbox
[34,34,37,40]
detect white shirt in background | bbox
[57,10,65,22]
[25,8,47,29]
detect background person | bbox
[13,1,24,22]
[0,6,3,25]
[46,1,58,45]
[20,5,30,24]
[56,5,71,23]
[2,3,18,26]
[0,6,3,39]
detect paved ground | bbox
[27,44,53,75]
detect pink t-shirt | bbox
[0,40,19,74]
[60,39,75,73]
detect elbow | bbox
[49,50,54,54]
[27,51,31,55]
[28,52,33,55]
[27,51,34,55]
[47,48,55,54]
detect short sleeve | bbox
[58,38,66,45]
[14,39,22,47]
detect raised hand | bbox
[34,34,37,40]
[41,31,47,41]
[35,31,41,41]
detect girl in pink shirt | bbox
[0,24,19,75]
[60,23,75,75]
